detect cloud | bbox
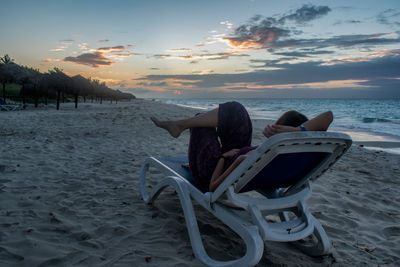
[191,69,214,74]
[273,50,334,58]
[136,53,400,98]
[97,45,125,52]
[153,52,249,61]
[220,21,233,29]
[283,5,331,24]
[50,47,67,52]
[42,58,62,63]
[222,5,400,57]
[78,43,90,51]
[136,81,168,87]
[153,54,172,59]
[166,48,192,52]
[64,52,114,67]
[334,19,362,25]
[223,5,331,49]
[133,77,202,91]
[224,18,290,49]
[64,43,138,67]
[118,87,154,95]
[229,32,400,55]
[377,9,400,26]
[98,39,109,43]
[50,39,74,52]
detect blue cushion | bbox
[239,152,329,193]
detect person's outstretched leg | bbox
[151,108,218,138]
[218,101,252,152]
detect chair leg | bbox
[280,210,331,256]
[144,175,264,266]
[292,215,331,256]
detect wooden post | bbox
[57,90,60,110]
[34,96,39,108]
[100,96,102,104]
[75,93,78,109]
[2,82,6,101]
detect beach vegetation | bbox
[0,54,135,109]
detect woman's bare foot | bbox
[150,117,183,138]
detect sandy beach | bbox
[1,100,399,266]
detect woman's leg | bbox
[151,108,218,138]
[217,101,253,153]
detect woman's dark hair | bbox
[275,110,308,127]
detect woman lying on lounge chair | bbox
[151,101,333,192]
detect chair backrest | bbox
[211,132,352,202]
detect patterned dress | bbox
[188,101,256,192]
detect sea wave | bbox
[157,98,400,139]
[362,117,400,124]
[362,117,394,123]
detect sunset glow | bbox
[1,0,399,98]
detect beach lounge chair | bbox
[0,98,24,111]
[140,131,352,266]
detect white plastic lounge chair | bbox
[140,132,352,266]
[0,104,24,111]
[0,98,24,111]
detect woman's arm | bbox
[209,150,253,192]
[303,110,333,131]
[263,111,333,137]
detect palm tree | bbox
[0,54,12,64]
[0,54,14,101]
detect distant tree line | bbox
[0,54,135,109]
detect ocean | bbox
[156,98,400,142]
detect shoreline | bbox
[6,100,400,153]
[254,119,400,155]
[155,98,400,145]
[157,99,400,150]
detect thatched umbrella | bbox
[0,62,24,101]
[71,74,93,108]
[43,68,72,110]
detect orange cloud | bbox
[64,52,114,67]
[42,58,62,63]
[97,45,125,52]
[166,48,192,52]
[224,79,372,90]
[64,43,139,67]
[322,49,400,65]
[154,52,248,61]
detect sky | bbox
[1,0,400,98]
